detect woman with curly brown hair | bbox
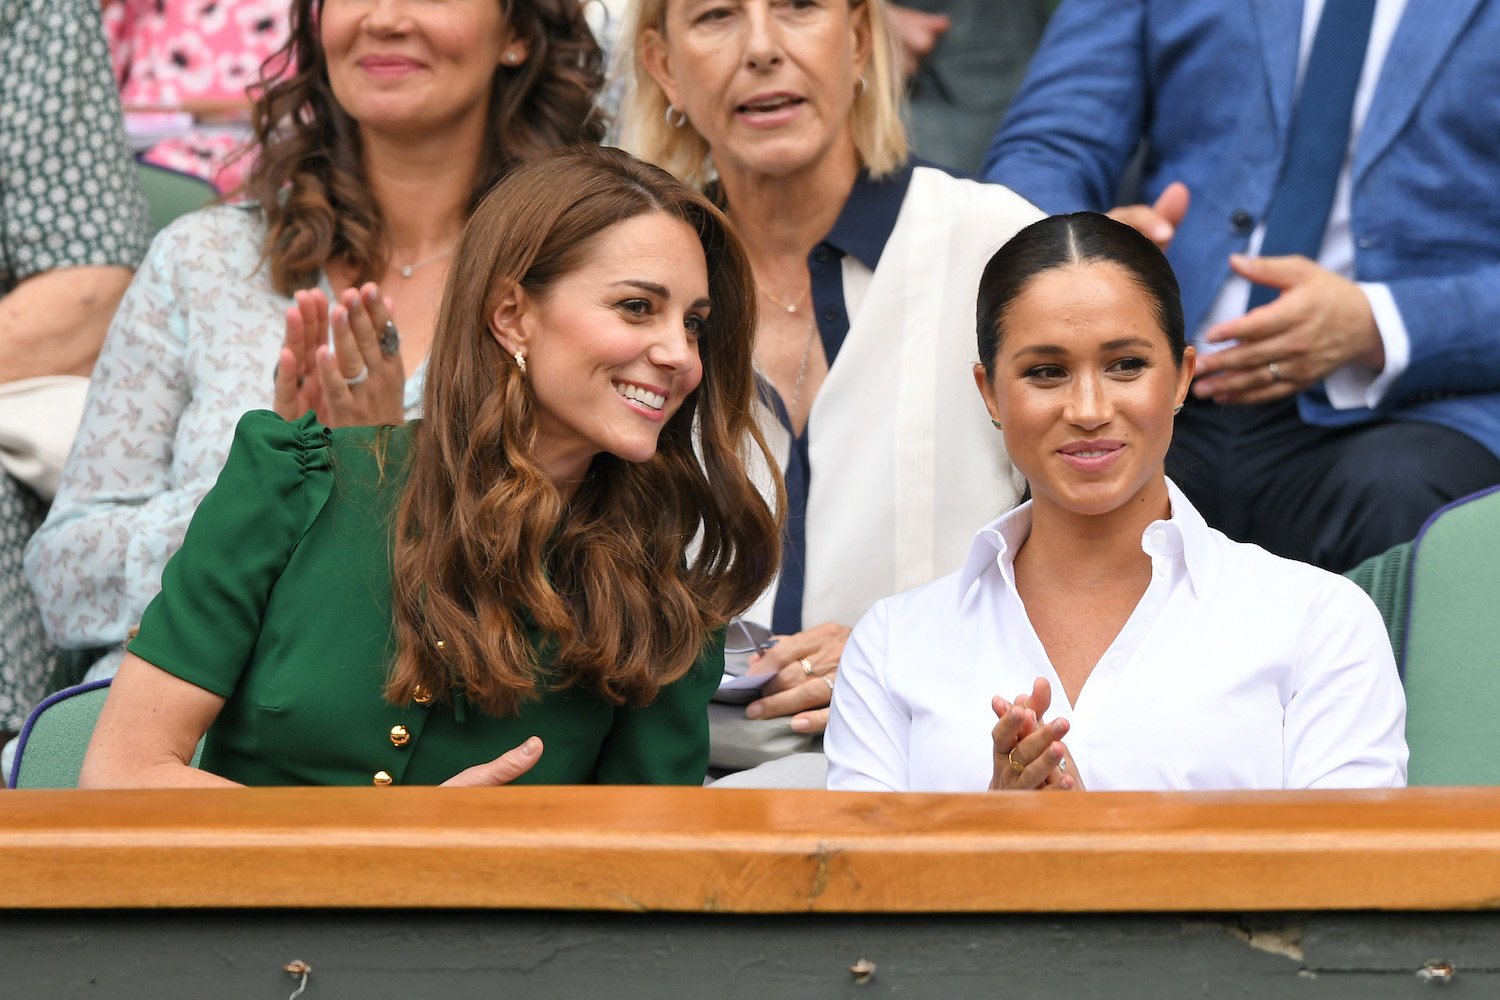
[81,146,782,787]
[26,0,605,693]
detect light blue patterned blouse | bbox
[24,204,426,677]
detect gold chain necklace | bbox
[757,279,811,316]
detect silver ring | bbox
[1058,757,1068,773]
[379,319,400,357]
[1267,361,1283,383]
[345,365,369,387]
[820,675,835,693]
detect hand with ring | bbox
[743,620,852,734]
[988,677,1081,791]
[273,283,407,428]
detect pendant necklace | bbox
[395,247,456,279]
[758,282,810,316]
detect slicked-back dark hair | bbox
[976,212,1186,379]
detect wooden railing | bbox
[5,786,1500,912]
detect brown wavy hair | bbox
[388,146,784,716]
[243,0,605,295]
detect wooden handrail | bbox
[4,786,1499,912]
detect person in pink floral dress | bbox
[103,0,291,193]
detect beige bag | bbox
[0,375,89,500]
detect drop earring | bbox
[514,350,527,374]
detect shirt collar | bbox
[819,161,915,272]
[956,478,1216,611]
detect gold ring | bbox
[799,656,815,677]
[1007,748,1025,774]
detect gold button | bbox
[373,770,393,786]
[389,724,411,747]
[412,684,435,705]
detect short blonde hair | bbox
[616,0,908,190]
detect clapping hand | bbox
[988,677,1082,791]
[274,284,407,428]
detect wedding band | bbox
[1007,748,1026,774]
[380,319,401,356]
[345,365,369,387]
[820,675,835,692]
[799,656,815,677]
[1267,361,1283,383]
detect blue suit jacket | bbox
[983,0,1500,455]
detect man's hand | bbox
[1108,181,1191,251]
[1193,254,1383,405]
[888,5,952,78]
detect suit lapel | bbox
[1355,0,1484,181]
[1250,0,1305,136]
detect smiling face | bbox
[491,211,710,488]
[642,0,871,182]
[320,0,524,138]
[975,262,1196,523]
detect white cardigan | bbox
[745,167,1043,630]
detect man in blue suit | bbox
[983,0,1500,570]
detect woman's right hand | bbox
[273,285,407,427]
[988,679,1080,791]
[440,736,544,787]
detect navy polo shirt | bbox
[765,162,916,635]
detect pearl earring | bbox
[514,350,527,374]
[504,50,520,65]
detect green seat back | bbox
[10,680,204,789]
[1402,486,1500,785]
[10,681,111,789]
[136,161,217,237]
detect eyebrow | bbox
[610,280,712,312]
[1011,336,1156,358]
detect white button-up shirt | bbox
[826,481,1408,792]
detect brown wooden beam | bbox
[4,786,1499,912]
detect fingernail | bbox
[790,717,810,732]
[745,703,763,719]
[521,737,540,756]
[1053,717,1069,736]
[364,285,379,304]
[1153,223,1172,241]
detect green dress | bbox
[128,410,723,786]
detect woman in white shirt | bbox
[825,212,1408,792]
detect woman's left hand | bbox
[273,284,406,428]
[743,620,851,734]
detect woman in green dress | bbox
[80,146,783,788]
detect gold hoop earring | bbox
[514,350,527,375]
[665,104,687,128]
[1172,403,1184,414]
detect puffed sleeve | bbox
[594,629,725,785]
[126,410,332,698]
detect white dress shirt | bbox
[1201,0,1411,409]
[825,480,1408,792]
